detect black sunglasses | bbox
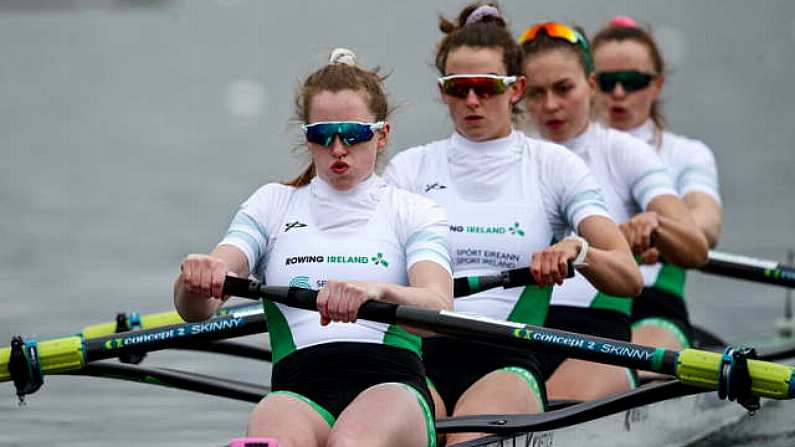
[596,71,656,93]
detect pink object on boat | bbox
[609,15,640,28]
[228,438,279,447]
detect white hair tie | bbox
[465,5,501,26]
[329,48,358,66]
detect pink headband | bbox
[608,15,639,28]
[465,5,501,26]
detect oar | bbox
[700,250,795,288]
[0,307,268,401]
[79,265,558,340]
[76,302,268,364]
[223,276,795,403]
[0,265,554,398]
[74,361,269,403]
[79,302,264,340]
[83,265,564,363]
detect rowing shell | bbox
[446,379,788,447]
[442,336,795,447]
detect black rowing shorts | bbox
[422,336,546,414]
[630,286,695,348]
[271,342,433,421]
[537,305,631,380]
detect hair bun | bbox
[608,15,639,28]
[464,4,501,26]
[329,48,358,66]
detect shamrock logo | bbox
[371,252,389,268]
[508,222,525,237]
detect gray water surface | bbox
[1,1,794,446]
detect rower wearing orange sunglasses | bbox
[520,21,709,401]
[592,18,723,368]
[384,4,642,444]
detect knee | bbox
[325,430,358,447]
[246,407,268,436]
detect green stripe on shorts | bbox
[625,368,639,389]
[631,317,691,348]
[497,366,545,411]
[392,383,436,447]
[269,390,336,428]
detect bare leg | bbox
[328,383,433,447]
[428,384,447,446]
[546,359,633,401]
[446,370,543,445]
[246,393,331,447]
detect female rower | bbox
[592,17,722,352]
[520,21,709,399]
[174,49,453,447]
[383,4,641,443]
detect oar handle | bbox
[222,277,400,324]
[453,261,574,298]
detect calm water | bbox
[1,1,794,445]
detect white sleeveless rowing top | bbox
[384,130,610,325]
[549,123,677,314]
[218,175,452,364]
[629,119,721,297]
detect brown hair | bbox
[285,57,392,187]
[591,23,667,129]
[435,2,524,116]
[519,25,592,78]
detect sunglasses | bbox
[518,22,594,74]
[438,74,518,99]
[596,71,656,93]
[302,121,385,147]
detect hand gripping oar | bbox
[700,250,795,288]
[222,276,795,405]
[453,262,574,297]
[77,265,567,344]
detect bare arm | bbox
[646,195,709,267]
[577,215,644,297]
[173,245,250,322]
[530,215,642,297]
[683,192,722,248]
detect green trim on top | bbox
[468,276,481,294]
[632,317,692,348]
[262,299,296,364]
[270,390,335,427]
[591,292,632,315]
[654,263,687,299]
[383,324,422,356]
[507,285,552,326]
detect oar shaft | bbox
[701,251,795,288]
[223,276,795,400]
[81,302,264,340]
[83,314,267,363]
[453,262,574,297]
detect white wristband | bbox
[565,234,589,268]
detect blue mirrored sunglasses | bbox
[302,121,385,147]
